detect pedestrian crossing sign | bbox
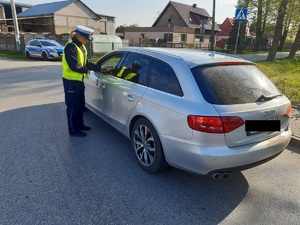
[234,8,248,22]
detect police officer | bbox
[117,61,141,83]
[62,25,101,137]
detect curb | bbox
[289,137,300,148]
[290,105,300,147]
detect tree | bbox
[277,17,291,51]
[227,21,239,50]
[253,0,263,51]
[115,24,139,34]
[267,0,289,61]
[287,0,300,57]
[251,0,273,52]
[288,23,300,58]
[277,0,299,51]
[116,25,125,34]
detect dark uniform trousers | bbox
[62,78,85,133]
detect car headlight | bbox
[49,49,56,53]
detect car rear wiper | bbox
[255,94,282,102]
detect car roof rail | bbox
[119,47,184,61]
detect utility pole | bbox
[210,0,216,51]
[10,0,21,51]
[167,15,172,48]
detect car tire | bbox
[42,51,48,61]
[25,51,31,59]
[131,118,169,173]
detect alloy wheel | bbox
[133,124,155,167]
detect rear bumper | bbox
[207,151,283,175]
[161,129,292,175]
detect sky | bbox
[18,0,238,27]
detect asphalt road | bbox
[0,58,300,225]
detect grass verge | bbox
[256,57,300,105]
[0,50,26,59]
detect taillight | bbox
[220,62,244,65]
[187,115,244,133]
[285,105,292,117]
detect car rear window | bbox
[191,65,281,105]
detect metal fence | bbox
[0,32,71,52]
[0,32,211,54]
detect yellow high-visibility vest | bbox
[62,40,88,81]
[117,66,137,81]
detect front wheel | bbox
[42,51,48,61]
[131,118,169,173]
[25,51,31,59]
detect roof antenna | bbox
[209,52,215,57]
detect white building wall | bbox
[125,32,166,44]
[55,3,101,33]
[187,34,194,43]
[100,21,115,35]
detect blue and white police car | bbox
[25,39,64,60]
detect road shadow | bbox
[0,103,249,224]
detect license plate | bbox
[246,131,261,136]
[245,120,280,135]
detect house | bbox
[216,17,234,49]
[16,0,115,35]
[97,13,116,35]
[216,17,253,49]
[124,1,220,48]
[0,0,31,32]
[16,0,100,34]
[217,17,234,39]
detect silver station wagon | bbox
[85,47,292,179]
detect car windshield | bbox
[40,40,61,47]
[191,65,281,105]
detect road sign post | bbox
[234,8,248,54]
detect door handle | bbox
[126,94,134,102]
[99,83,105,89]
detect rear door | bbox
[27,40,39,57]
[191,64,291,147]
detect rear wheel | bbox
[131,118,169,173]
[42,51,48,61]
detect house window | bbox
[195,35,204,42]
[181,34,186,42]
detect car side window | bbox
[116,53,150,85]
[36,40,42,47]
[97,54,124,75]
[149,59,183,96]
[29,40,36,46]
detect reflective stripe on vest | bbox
[117,66,137,81]
[62,40,88,81]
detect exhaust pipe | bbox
[222,172,231,179]
[211,173,223,180]
[211,171,232,180]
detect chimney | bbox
[192,4,197,8]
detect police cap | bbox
[75,25,94,41]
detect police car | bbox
[25,39,64,60]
